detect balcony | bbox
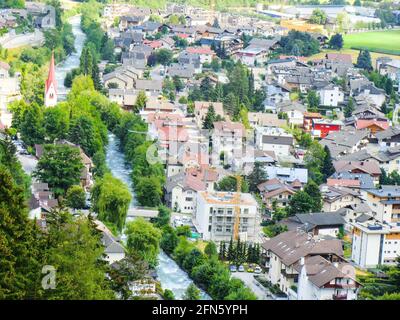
[332,293,348,300]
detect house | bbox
[108,89,139,108]
[303,112,322,132]
[194,101,224,128]
[0,61,20,128]
[320,185,362,212]
[325,53,353,77]
[327,172,375,191]
[376,56,400,83]
[194,191,260,242]
[134,79,163,94]
[257,178,298,211]
[95,220,125,264]
[103,66,142,89]
[211,121,245,165]
[281,212,345,238]
[277,101,306,126]
[234,46,268,66]
[263,83,291,113]
[177,51,202,73]
[296,255,360,300]
[354,84,386,108]
[254,126,293,157]
[167,63,196,79]
[333,160,381,182]
[312,119,342,139]
[186,46,215,64]
[375,126,400,150]
[355,119,389,134]
[248,112,286,128]
[264,166,308,184]
[261,230,347,297]
[119,15,147,31]
[319,128,369,159]
[315,83,344,107]
[352,219,400,268]
[165,166,218,214]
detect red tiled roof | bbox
[187,46,214,55]
[356,119,389,131]
[327,178,361,188]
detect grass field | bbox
[343,30,400,55]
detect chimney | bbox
[300,257,305,266]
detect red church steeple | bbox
[44,52,57,107]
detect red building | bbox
[312,119,343,138]
[303,112,322,132]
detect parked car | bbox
[238,265,245,272]
[254,266,262,274]
[247,267,254,273]
[230,265,237,272]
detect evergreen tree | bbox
[227,238,235,261]
[219,241,226,260]
[202,104,217,129]
[183,283,201,300]
[322,146,335,181]
[356,50,372,71]
[328,33,344,50]
[344,96,355,118]
[304,180,323,212]
[246,162,268,193]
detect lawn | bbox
[343,30,400,55]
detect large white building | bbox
[317,84,344,107]
[194,191,260,242]
[254,126,294,157]
[351,220,400,268]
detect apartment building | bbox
[351,219,400,268]
[212,121,246,165]
[194,191,260,242]
[364,186,400,223]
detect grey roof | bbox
[366,185,400,198]
[102,233,125,254]
[330,172,375,189]
[262,135,293,146]
[375,126,400,141]
[262,230,344,267]
[293,212,345,231]
[355,213,373,223]
[135,79,162,91]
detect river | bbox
[105,133,210,300]
[56,15,86,99]
[57,15,210,301]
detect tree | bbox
[0,167,43,299]
[288,191,314,215]
[108,251,148,300]
[304,141,326,185]
[202,104,217,129]
[163,289,175,300]
[160,225,179,254]
[33,144,83,196]
[135,176,163,207]
[204,241,218,258]
[133,91,147,113]
[68,115,101,157]
[20,103,44,146]
[155,49,173,66]
[309,9,327,25]
[65,185,86,209]
[154,205,171,228]
[329,34,344,50]
[304,180,322,212]
[43,210,115,299]
[354,0,361,6]
[43,107,69,142]
[215,176,249,192]
[91,173,131,231]
[356,50,372,71]
[247,162,267,193]
[344,96,355,118]
[183,283,201,300]
[307,90,319,111]
[322,146,335,181]
[125,218,161,268]
[219,241,226,260]
[278,30,320,57]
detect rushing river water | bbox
[58,16,210,300]
[56,15,86,99]
[105,133,211,300]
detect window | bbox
[185,197,193,202]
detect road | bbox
[0,31,44,49]
[231,272,273,300]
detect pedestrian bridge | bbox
[127,207,159,220]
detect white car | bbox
[254,266,262,274]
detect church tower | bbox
[44,52,57,107]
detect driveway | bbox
[231,272,272,300]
